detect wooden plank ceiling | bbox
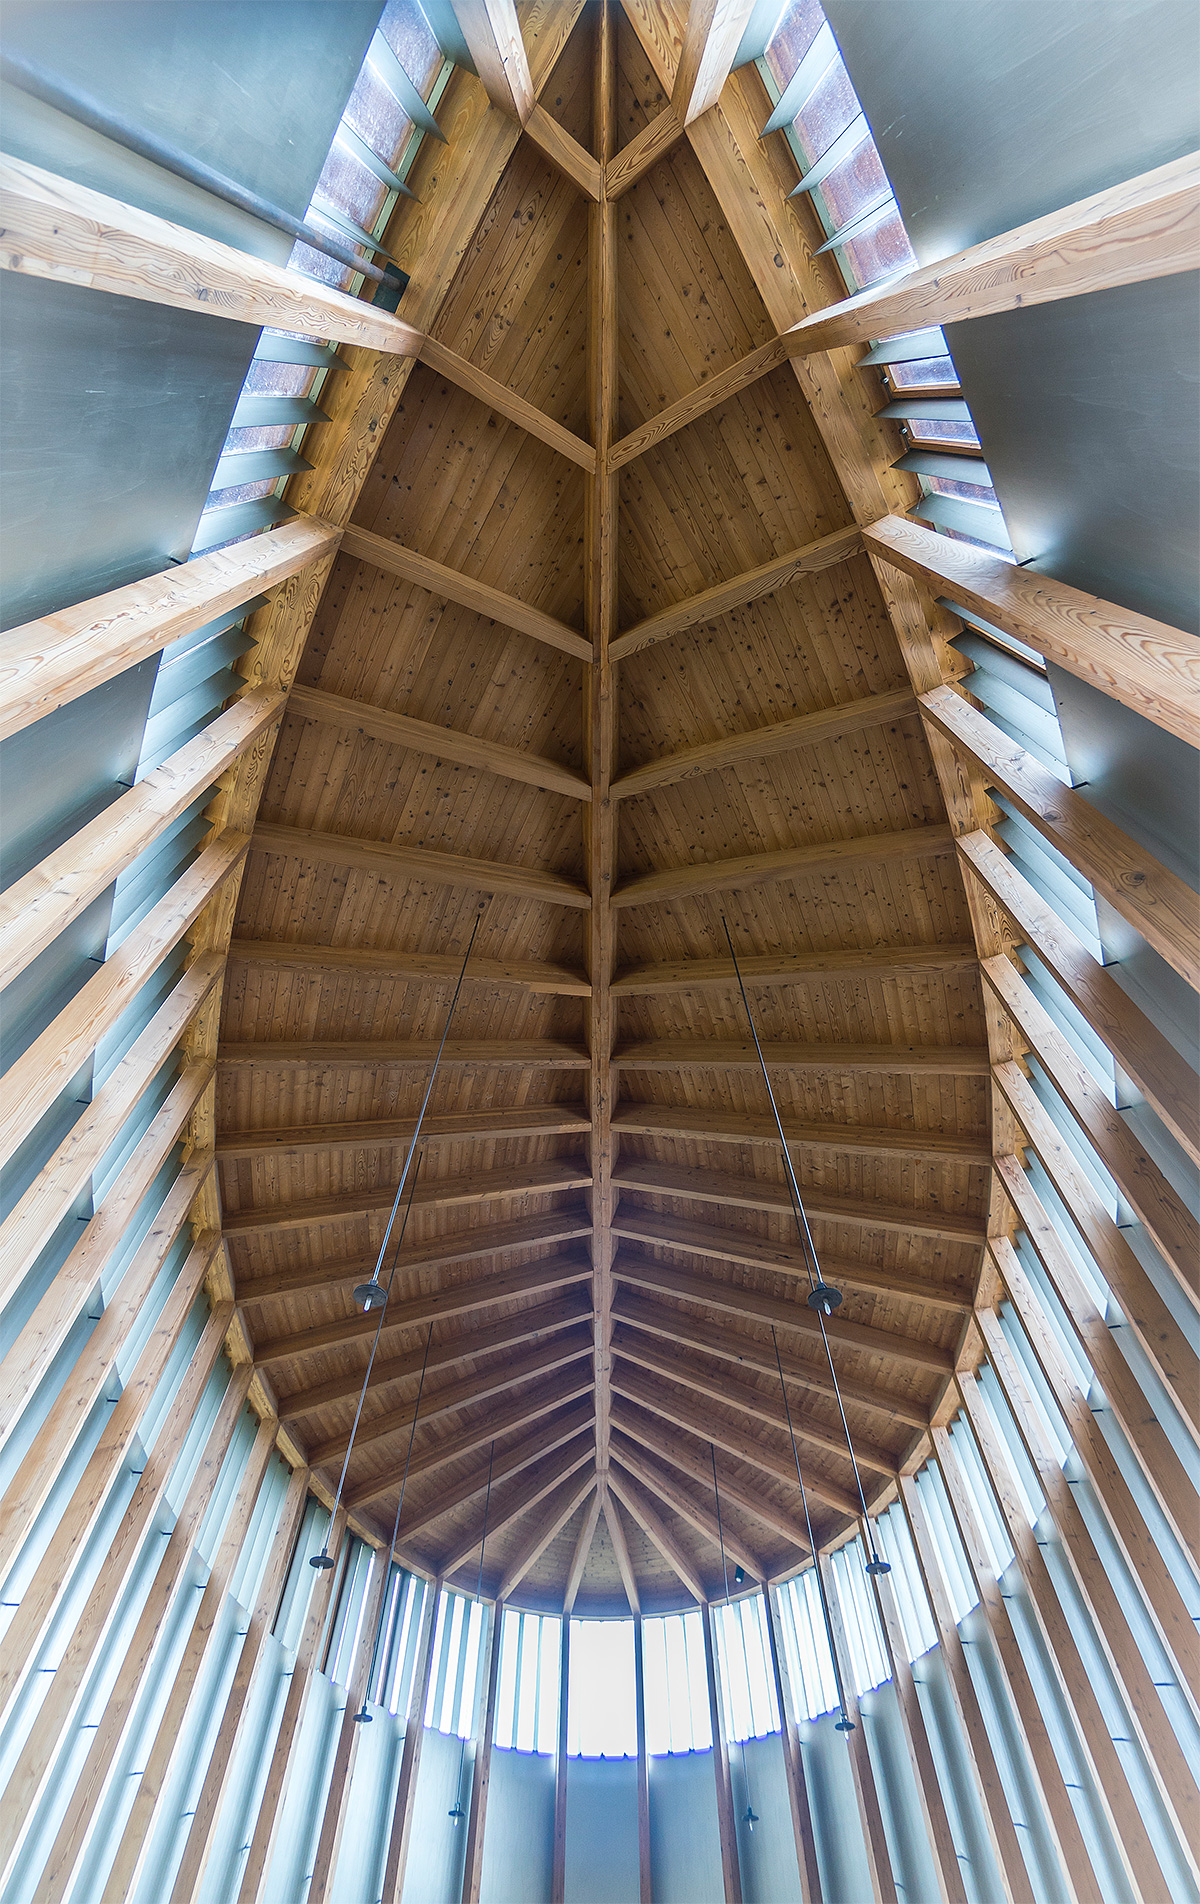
[217,6,988,1616]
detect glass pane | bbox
[567,1619,636,1757]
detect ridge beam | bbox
[287,684,592,800]
[611,823,954,907]
[610,525,862,659]
[780,150,1200,356]
[339,524,592,660]
[251,820,592,911]
[611,685,917,799]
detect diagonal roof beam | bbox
[416,334,597,467]
[251,821,591,911]
[437,1435,596,1578]
[497,1470,597,1602]
[563,1486,605,1612]
[612,1413,806,1564]
[613,1102,989,1168]
[451,0,535,122]
[611,941,976,994]
[603,1488,642,1613]
[611,1439,767,1582]
[402,1415,593,1548]
[604,107,686,199]
[229,936,590,997]
[610,822,953,908]
[609,335,788,469]
[607,1464,707,1603]
[673,0,762,125]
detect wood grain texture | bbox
[611,525,863,657]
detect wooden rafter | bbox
[452,0,536,122]
[610,1437,766,1580]
[611,1405,811,1558]
[563,1486,605,1611]
[608,335,789,469]
[497,1468,597,1601]
[417,333,597,466]
[672,0,761,126]
[604,106,685,198]
[229,937,590,997]
[607,1465,706,1603]
[438,1436,596,1578]
[613,1103,990,1166]
[523,105,603,199]
[611,940,976,993]
[223,1162,589,1236]
[613,1036,987,1074]
[603,1487,642,1612]
[610,822,954,907]
[250,820,592,910]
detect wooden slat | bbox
[453,0,535,121]
[614,1102,990,1166]
[379,1577,441,1904]
[610,525,862,659]
[958,830,1199,1166]
[983,953,1198,1303]
[0,688,282,988]
[230,936,590,996]
[921,684,1199,989]
[429,1425,596,1567]
[339,522,593,659]
[611,822,954,907]
[0,954,223,1304]
[613,1036,987,1075]
[0,836,247,1174]
[605,106,685,198]
[612,1359,861,1516]
[239,1209,593,1308]
[763,1587,824,1904]
[305,1554,393,1904]
[524,102,603,198]
[219,1039,590,1078]
[612,941,976,994]
[461,1603,505,1904]
[613,1288,929,1430]
[0,515,338,744]
[673,0,760,125]
[818,1552,899,1904]
[699,1599,744,1904]
[613,1157,985,1249]
[610,1428,772,1575]
[611,1200,972,1312]
[609,335,789,470]
[251,820,592,909]
[614,1251,954,1376]
[253,1252,593,1367]
[611,686,917,798]
[0,153,425,350]
[865,514,1200,749]
[228,1163,589,1250]
[784,150,1200,354]
[287,682,592,799]
[418,333,597,467]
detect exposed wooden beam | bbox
[984,954,1197,1305]
[0,687,282,989]
[612,1405,812,1558]
[781,150,1200,355]
[309,1329,593,1468]
[699,1598,745,1904]
[229,935,590,997]
[818,1553,899,1904]
[613,1287,929,1430]
[613,1359,861,1516]
[613,1157,986,1250]
[277,1292,591,1422]
[611,1201,974,1312]
[379,1574,440,1904]
[339,523,593,660]
[287,683,591,800]
[608,1466,706,1603]
[611,822,954,907]
[614,1251,954,1377]
[610,525,862,660]
[959,830,1199,1167]
[252,1252,593,1365]
[348,1368,595,1509]
[921,685,1199,989]
[237,1208,593,1307]
[763,1587,824,1904]
[610,1435,767,1579]
[437,1434,596,1577]
[564,1486,605,1613]
[306,1556,392,1904]
[497,1469,596,1601]
[0,515,338,746]
[523,103,603,198]
[613,1327,896,1475]
[0,153,424,351]
[603,1487,641,1613]
[224,1164,590,1248]
[218,1040,590,1079]
[417,333,597,466]
[251,820,592,910]
[453,0,535,121]
[604,106,685,198]
[611,686,917,799]
[611,940,976,994]
[613,1036,988,1075]
[672,0,761,125]
[864,514,1200,749]
[609,335,790,470]
[613,1102,990,1167]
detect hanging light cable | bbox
[354,896,488,1313]
[722,917,890,1578]
[450,1439,496,1824]
[309,1154,424,1570]
[771,1327,856,1734]
[710,1446,758,1831]
[353,1321,436,1723]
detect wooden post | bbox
[700,1601,744,1904]
[816,1555,897,1904]
[551,1611,571,1904]
[380,1576,442,1904]
[763,1586,823,1904]
[303,1549,393,1904]
[634,1613,652,1903]
[461,1601,505,1904]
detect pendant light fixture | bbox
[449,1439,496,1824]
[354,898,488,1313]
[710,1445,759,1831]
[352,1321,435,1724]
[722,918,891,1579]
[309,1155,424,1570]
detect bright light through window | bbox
[567,1620,636,1758]
[714,1597,780,1740]
[425,1590,486,1738]
[643,1610,711,1754]
[495,1609,560,1754]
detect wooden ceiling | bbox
[216,3,988,1615]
